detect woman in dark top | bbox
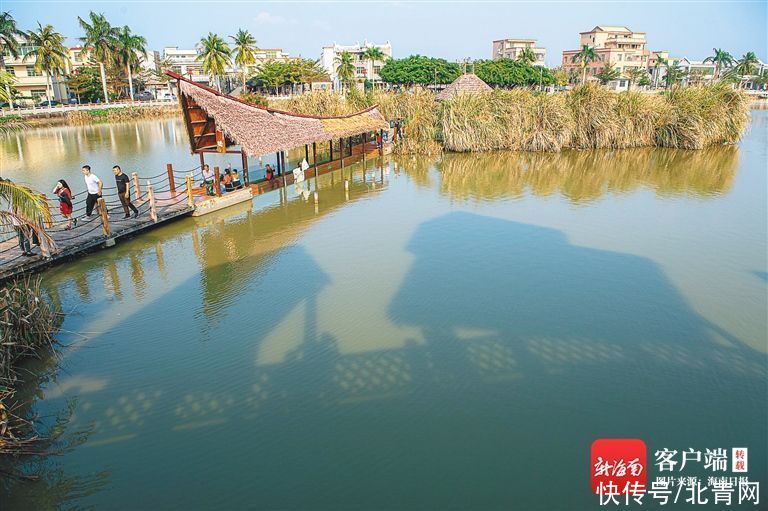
[52,179,75,229]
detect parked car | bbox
[68,98,79,105]
[135,91,154,101]
[38,100,61,107]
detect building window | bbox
[26,65,40,77]
[373,66,381,75]
[5,67,14,76]
[31,89,46,99]
[356,66,365,74]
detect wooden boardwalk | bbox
[1,141,391,282]
[0,191,194,282]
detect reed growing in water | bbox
[1,275,62,457]
[270,83,749,154]
[67,105,179,125]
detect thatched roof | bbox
[169,71,389,156]
[436,73,492,101]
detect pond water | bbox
[1,113,766,510]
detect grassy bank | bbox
[270,84,749,153]
[66,105,180,125]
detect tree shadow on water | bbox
[374,211,767,510]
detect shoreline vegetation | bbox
[271,83,750,154]
[3,84,750,155]
[0,276,62,464]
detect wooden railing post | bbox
[166,163,176,194]
[97,197,110,236]
[146,181,157,222]
[132,172,142,201]
[213,166,222,196]
[185,174,194,207]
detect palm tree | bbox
[595,63,621,86]
[335,50,355,92]
[197,33,231,92]
[731,52,760,88]
[24,23,68,107]
[230,29,257,89]
[652,54,668,89]
[625,67,647,90]
[703,48,735,81]
[0,178,54,252]
[571,45,598,85]
[516,47,536,66]
[78,12,119,103]
[663,64,686,89]
[0,12,24,109]
[297,58,328,91]
[361,46,386,86]
[114,25,147,101]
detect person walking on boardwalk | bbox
[81,165,102,217]
[11,208,33,257]
[52,179,75,229]
[113,165,139,218]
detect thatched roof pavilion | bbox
[435,73,492,101]
[168,71,389,157]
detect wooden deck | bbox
[0,192,195,282]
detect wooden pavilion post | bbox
[276,151,281,177]
[312,142,318,187]
[362,132,367,167]
[213,166,221,197]
[329,140,333,162]
[166,163,176,194]
[348,136,353,158]
[241,151,249,185]
[305,144,309,164]
[340,138,344,169]
[281,151,287,188]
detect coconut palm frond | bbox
[0,179,53,227]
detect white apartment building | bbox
[163,47,208,84]
[320,41,392,90]
[492,38,546,66]
[1,37,68,105]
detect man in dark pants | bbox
[82,165,102,217]
[113,165,139,218]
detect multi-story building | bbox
[163,47,208,84]
[320,41,392,90]
[492,38,546,66]
[163,46,290,86]
[1,37,68,105]
[561,25,654,89]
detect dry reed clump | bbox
[67,105,179,125]
[266,84,749,154]
[655,84,750,149]
[0,276,61,385]
[1,275,62,456]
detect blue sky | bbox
[5,1,767,66]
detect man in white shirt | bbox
[82,165,103,217]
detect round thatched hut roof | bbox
[436,73,492,101]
